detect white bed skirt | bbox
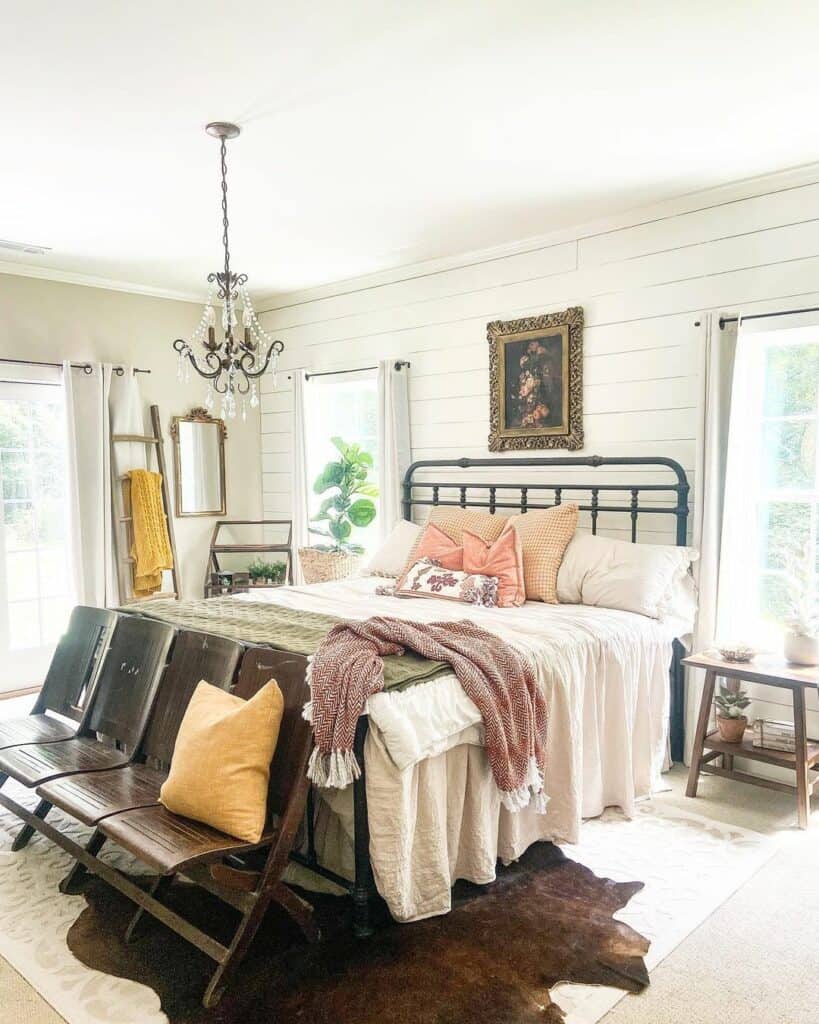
[309,630,671,922]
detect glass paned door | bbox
[0,379,72,691]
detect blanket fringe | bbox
[307,746,362,789]
[498,757,549,813]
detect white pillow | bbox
[556,533,699,620]
[367,520,422,577]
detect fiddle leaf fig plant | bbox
[309,437,378,553]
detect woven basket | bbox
[298,547,364,584]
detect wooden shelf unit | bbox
[204,519,293,598]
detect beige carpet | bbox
[0,959,64,1024]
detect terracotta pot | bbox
[716,714,747,744]
[784,632,819,667]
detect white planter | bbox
[783,632,819,667]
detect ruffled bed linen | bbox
[237,577,688,922]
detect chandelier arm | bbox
[173,339,223,381]
[240,339,284,380]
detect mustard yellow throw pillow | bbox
[159,679,284,843]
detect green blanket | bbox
[124,597,449,691]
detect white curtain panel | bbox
[376,359,411,540]
[64,363,146,607]
[684,315,738,761]
[291,369,311,584]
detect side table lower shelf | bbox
[695,729,819,807]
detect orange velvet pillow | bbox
[397,522,463,587]
[462,523,525,607]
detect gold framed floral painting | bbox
[487,306,583,451]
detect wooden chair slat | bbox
[86,616,176,749]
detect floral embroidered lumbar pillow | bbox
[462,522,525,607]
[395,558,499,607]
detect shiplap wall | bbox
[258,165,819,752]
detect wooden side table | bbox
[684,651,819,829]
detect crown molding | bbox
[0,260,202,304]
[257,158,819,314]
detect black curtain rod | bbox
[0,357,150,375]
[287,360,410,382]
[719,306,819,330]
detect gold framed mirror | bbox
[171,407,227,517]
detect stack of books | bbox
[752,719,796,752]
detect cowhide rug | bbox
[66,843,649,1024]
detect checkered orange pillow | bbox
[507,504,579,603]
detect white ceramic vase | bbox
[783,632,819,667]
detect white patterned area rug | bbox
[0,783,778,1024]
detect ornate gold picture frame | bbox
[488,306,583,451]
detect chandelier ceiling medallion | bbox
[173,121,283,420]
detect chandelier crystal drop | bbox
[172,122,284,419]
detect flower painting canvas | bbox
[488,307,583,450]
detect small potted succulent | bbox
[780,541,819,666]
[714,683,751,743]
[299,437,378,584]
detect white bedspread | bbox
[239,578,686,921]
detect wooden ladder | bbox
[112,404,180,603]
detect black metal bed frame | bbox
[294,454,691,937]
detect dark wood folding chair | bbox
[37,629,244,893]
[0,606,117,752]
[0,614,175,850]
[92,646,314,1008]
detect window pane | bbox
[759,573,789,625]
[7,600,41,650]
[0,402,31,449]
[35,497,66,545]
[758,502,812,570]
[763,343,819,417]
[38,547,67,596]
[1,452,32,500]
[762,420,816,490]
[5,551,39,600]
[41,596,70,643]
[3,500,36,548]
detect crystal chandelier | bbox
[173,122,284,420]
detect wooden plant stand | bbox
[684,651,819,829]
[203,520,293,598]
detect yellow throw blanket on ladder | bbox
[128,469,174,597]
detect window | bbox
[304,370,379,554]
[0,379,72,691]
[756,330,819,631]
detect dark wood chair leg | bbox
[59,829,106,894]
[11,798,51,851]
[125,875,174,944]
[272,880,320,943]
[793,686,810,830]
[202,893,274,1009]
[686,670,716,798]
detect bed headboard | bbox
[402,454,690,547]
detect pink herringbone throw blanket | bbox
[304,616,549,812]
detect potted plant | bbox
[248,558,266,586]
[299,437,378,584]
[780,541,819,666]
[714,683,751,743]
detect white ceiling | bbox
[3,0,819,301]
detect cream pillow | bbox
[507,504,579,603]
[367,520,421,577]
[556,533,699,620]
[159,680,284,843]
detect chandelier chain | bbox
[220,136,232,323]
